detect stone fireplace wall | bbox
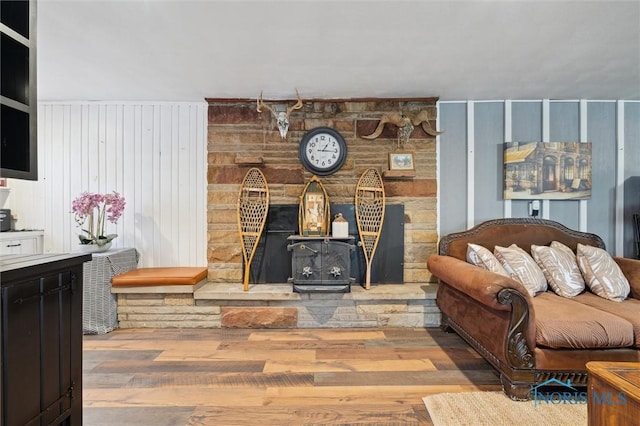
[207,97,438,285]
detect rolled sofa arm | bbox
[427,254,533,311]
[614,257,640,299]
[428,254,537,367]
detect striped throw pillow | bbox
[466,243,509,276]
[531,242,585,298]
[494,244,548,297]
[576,243,630,302]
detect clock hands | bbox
[318,142,337,153]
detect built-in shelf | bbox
[383,170,416,179]
[235,155,264,165]
[0,0,37,180]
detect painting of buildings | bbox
[504,142,592,200]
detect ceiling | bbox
[37,0,640,102]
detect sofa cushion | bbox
[533,292,634,349]
[531,242,585,298]
[466,243,509,276]
[573,292,640,348]
[576,243,630,302]
[494,244,547,297]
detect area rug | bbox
[423,391,587,426]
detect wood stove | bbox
[287,236,355,293]
[248,204,404,286]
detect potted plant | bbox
[71,191,125,252]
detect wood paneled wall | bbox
[6,102,208,267]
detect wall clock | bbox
[299,127,347,176]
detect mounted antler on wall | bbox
[256,89,303,140]
[361,109,442,148]
[405,110,443,137]
[361,112,413,146]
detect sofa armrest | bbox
[614,256,640,299]
[428,254,537,369]
[427,254,533,311]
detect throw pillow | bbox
[576,243,630,302]
[466,243,509,276]
[494,244,548,297]
[531,242,585,298]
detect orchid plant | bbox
[71,191,126,246]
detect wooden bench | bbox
[111,267,217,328]
[112,267,208,293]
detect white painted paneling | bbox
[466,101,475,229]
[579,100,588,231]
[616,101,625,256]
[504,100,512,218]
[541,99,550,219]
[5,102,207,268]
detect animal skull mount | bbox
[256,89,303,140]
[361,110,443,148]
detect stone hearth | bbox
[115,283,440,329]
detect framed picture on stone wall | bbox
[389,152,415,171]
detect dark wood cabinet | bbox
[1,253,91,425]
[0,0,37,180]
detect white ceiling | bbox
[37,0,640,102]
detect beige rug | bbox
[423,391,587,426]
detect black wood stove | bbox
[287,236,355,293]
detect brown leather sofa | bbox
[427,218,640,400]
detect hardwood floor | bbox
[83,328,502,425]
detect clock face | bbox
[299,127,347,176]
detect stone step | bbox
[194,282,438,301]
[117,283,441,329]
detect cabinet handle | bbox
[13,284,71,304]
[6,243,21,247]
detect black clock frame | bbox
[299,127,348,176]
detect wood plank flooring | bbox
[83,327,502,425]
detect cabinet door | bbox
[2,271,76,425]
[2,279,42,426]
[41,271,74,425]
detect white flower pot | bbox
[78,241,112,253]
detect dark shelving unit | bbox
[0,0,37,180]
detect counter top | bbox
[0,230,44,236]
[1,253,92,281]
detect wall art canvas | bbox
[504,142,592,200]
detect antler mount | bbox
[361,108,442,148]
[257,89,303,140]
